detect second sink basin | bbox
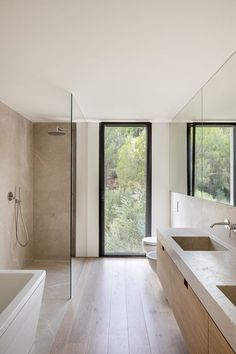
[217,285,236,306]
[172,236,227,251]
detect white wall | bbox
[87,123,99,256]
[169,123,187,194]
[75,123,88,256]
[76,122,170,257]
[76,122,99,257]
[152,123,170,236]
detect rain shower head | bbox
[48,127,66,136]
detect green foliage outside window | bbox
[194,126,231,204]
[104,127,147,253]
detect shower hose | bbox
[14,189,29,247]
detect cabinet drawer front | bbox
[156,241,172,301]
[156,241,208,354]
[171,263,208,354]
[209,318,235,354]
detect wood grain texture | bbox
[209,317,235,354]
[156,242,173,301]
[50,258,187,354]
[157,241,208,354]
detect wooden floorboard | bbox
[50,258,188,354]
[129,259,188,354]
[125,260,151,354]
[108,260,129,354]
[86,259,113,354]
[50,259,95,354]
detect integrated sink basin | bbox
[217,285,236,306]
[172,236,227,251]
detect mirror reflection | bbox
[203,53,236,121]
[170,51,236,207]
[187,123,235,205]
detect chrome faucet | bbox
[210,218,236,237]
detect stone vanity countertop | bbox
[157,228,236,352]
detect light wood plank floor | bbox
[50,258,188,354]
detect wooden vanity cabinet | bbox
[156,240,236,354]
[156,241,172,301]
[209,318,234,354]
[156,241,208,354]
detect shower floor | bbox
[25,260,71,354]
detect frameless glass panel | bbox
[70,94,80,296]
[170,90,203,196]
[203,53,236,122]
[202,52,236,206]
[169,123,188,195]
[102,124,151,255]
[32,91,72,299]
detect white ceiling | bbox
[0,0,236,122]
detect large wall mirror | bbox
[170,90,203,197]
[170,52,236,207]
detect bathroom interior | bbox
[0,1,236,354]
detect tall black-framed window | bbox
[187,122,236,206]
[99,122,152,257]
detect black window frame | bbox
[187,122,236,206]
[99,122,152,257]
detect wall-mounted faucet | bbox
[210,218,236,237]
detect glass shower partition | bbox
[32,91,72,300]
[70,93,81,296]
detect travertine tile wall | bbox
[171,192,236,248]
[0,102,33,269]
[33,123,70,259]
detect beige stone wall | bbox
[33,123,70,259]
[0,102,33,269]
[171,192,236,248]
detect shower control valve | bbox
[7,191,15,201]
[8,188,22,204]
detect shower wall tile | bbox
[0,101,33,269]
[33,123,70,260]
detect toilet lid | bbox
[142,237,157,246]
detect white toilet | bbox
[142,237,157,273]
[146,251,157,273]
[142,236,157,253]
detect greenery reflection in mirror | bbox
[188,123,236,205]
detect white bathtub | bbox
[0,270,45,354]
